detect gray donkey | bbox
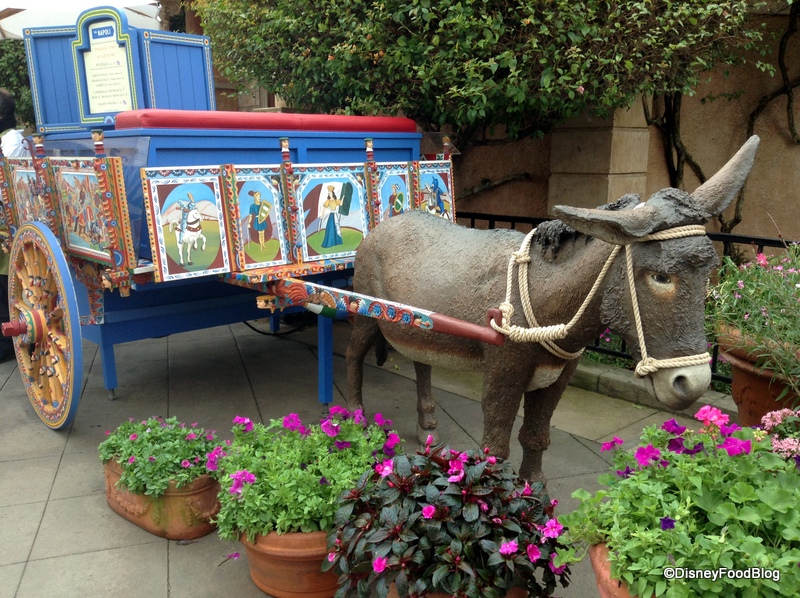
[346,137,759,481]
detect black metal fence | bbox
[458,211,796,386]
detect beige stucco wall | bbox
[455,15,799,241]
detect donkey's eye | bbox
[651,273,672,285]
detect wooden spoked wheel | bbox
[7,223,83,429]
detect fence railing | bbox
[458,211,796,386]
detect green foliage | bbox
[0,40,34,129]
[98,416,220,498]
[210,409,400,541]
[560,408,800,597]
[706,243,800,400]
[325,441,570,597]
[194,0,759,147]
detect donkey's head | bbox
[553,136,759,409]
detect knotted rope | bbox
[489,224,711,375]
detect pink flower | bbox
[328,405,349,418]
[757,253,768,267]
[526,543,541,561]
[104,430,111,436]
[374,413,393,428]
[540,518,563,539]
[600,436,624,451]
[576,85,585,94]
[129,433,138,441]
[549,553,567,575]
[283,413,302,431]
[372,556,388,573]
[635,444,662,467]
[232,416,254,433]
[499,540,518,555]
[327,552,336,563]
[229,470,256,496]
[181,459,191,468]
[320,419,340,437]
[185,433,198,440]
[375,459,394,477]
[695,406,729,427]
[127,456,136,464]
[521,481,532,496]
[448,470,465,483]
[422,505,436,519]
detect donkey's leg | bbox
[414,361,438,444]
[480,364,527,462]
[345,316,381,411]
[518,360,579,483]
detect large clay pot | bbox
[388,581,528,598]
[104,460,220,540]
[239,530,338,598]
[717,327,798,427]
[588,544,635,598]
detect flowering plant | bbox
[208,408,401,541]
[706,243,800,399]
[98,416,219,497]
[324,438,570,597]
[560,406,800,597]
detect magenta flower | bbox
[282,413,302,432]
[422,505,436,519]
[661,419,686,435]
[226,552,240,560]
[499,540,518,555]
[548,553,567,575]
[526,543,541,561]
[129,433,138,441]
[104,430,111,436]
[328,405,349,418]
[181,459,191,468]
[635,444,662,467]
[374,413,393,428]
[185,433,198,440]
[205,446,227,471]
[717,437,751,456]
[352,409,366,425]
[320,419,340,437]
[720,423,742,437]
[229,470,256,496]
[334,440,351,450]
[384,432,401,449]
[616,466,633,478]
[232,416,254,433]
[600,436,624,451]
[667,437,703,455]
[327,552,336,563]
[127,456,136,464]
[540,518,563,539]
[521,481,533,496]
[375,459,394,477]
[372,556,388,573]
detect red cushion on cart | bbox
[115,109,418,133]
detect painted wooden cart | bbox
[3,6,494,429]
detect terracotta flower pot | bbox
[717,326,798,427]
[387,581,528,598]
[104,460,220,540]
[239,530,338,598]
[589,544,635,598]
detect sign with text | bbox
[83,20,134,114]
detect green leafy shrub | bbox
[560,406,800,597]
[209,408,401,541]
[324,439,570,597]
[98,416,219,497]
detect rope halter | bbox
[489,224,712,376]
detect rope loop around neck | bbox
[490,224,711,373]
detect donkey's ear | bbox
[552,203,661,245]
[689,135,759,217]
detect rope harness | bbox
[489,224,712,376]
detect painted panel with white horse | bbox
[141,166,231,282]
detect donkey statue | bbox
[346,136,759,481]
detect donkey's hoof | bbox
[417,425,438,446]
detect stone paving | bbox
[0,319,734,598]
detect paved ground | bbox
[0,318,735,598]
